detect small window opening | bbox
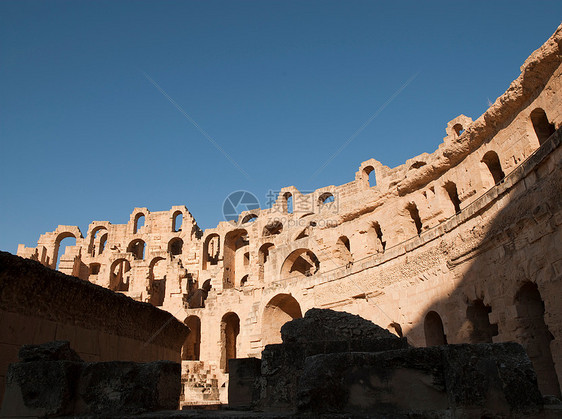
[443,181,461,214]
[406,203,423,235]
[530,108,555,145]
[240,275,249,286]
[372,222,386,251]
[169,238,183,256]
[172,211,183,232]
[453,123,464,136]
[284,192,293,214]
[98,233,108,255]
[243,252,250,266]
[128,239,146,260]
[481,151,505,184]
[133,213,145,234]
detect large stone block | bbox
[76,361,181,415]
[296,342,543,416]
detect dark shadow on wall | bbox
[404,130,562,398]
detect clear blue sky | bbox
[1,1,561,254]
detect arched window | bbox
[54,233,77,270]
[202,234,220,269]
[168,238,183,256]
[133,213,145,234]
[262,294,303,346]
[148,257,166,306]
[481,151,505,185]
[363,165,376,187]
[281,248,320,279]
[453,123,464,136]
[223,229,248,289]
[127,239,146,260]
[336,235,353,265]
[318,192,335,206]
[371,221,386,252]
[443,181,461,214]
[220,312,240,372]
[240,274,249,286]
[110,259,131,291]
[424,311,447,346]
[284,192,293,214]
[258,243,274,282]
[530,108,555,145]
[406,202,423,235]
[172,211,183,232]
[182,316,201,361]
[98,233,108,255]
[515,283,560,396]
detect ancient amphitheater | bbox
[14,23,562,405]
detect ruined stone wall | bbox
[0,252,189,405]
[16,23,562,398]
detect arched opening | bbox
[453,123,464,136]
[406,202,423,235]
[281,248,320,279]
[240,274,249,286]
[262,294,303,346]
[148,257,167,306]
[98,233,108,256]
[54,233,77,270]
[463,299,498,343]
[223,229,248,289]
[172,211,183,232]
[182,316,201,361]
[127,239,146,260]
[515,282,561,397]
[481,151,505,185]
[424,311,447,346]
[202,233,220,269]
[110,259,131,291]
[443,181,461,214]
[363,165,376,187]
[318,192,334,206]
[258,243,275,282]
[284,192,293,214]
[133,213,145,234]
[336,236,353,265]
[530,108,555,145]
[90,226,107,256]
[263,220,283,237]
[168,237,183,256]
[241,214,258,224]
[370,221,386,252]
[220,312,240,372]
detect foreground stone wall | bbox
[0,252,189,405]
[16,23,562,399]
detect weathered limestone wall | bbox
[15,23,562,401]
[0,252,189,405]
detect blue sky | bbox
[1,1,561,253]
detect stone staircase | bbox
[180,361,226,407]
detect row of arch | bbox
[181,294,303,373]
[132,210,185,234]
[422,282,560,397]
